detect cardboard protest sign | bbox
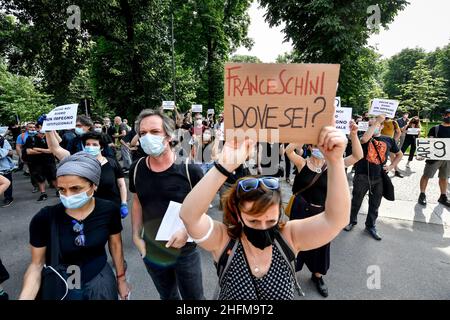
[224,63,340,143]
[162,101,175,110]
[42,104,78,131]
[416,138,450,160]
[369,99,399,118]
[334,107,352,134]
[334,97,341,108]
[358,121,369,132]
[207,109,215,115]
[192,104,203,113]
[407,128,420,135]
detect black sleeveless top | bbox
[292,162,328,206]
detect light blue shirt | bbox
[16,131,29,145]
[0,139,15,173]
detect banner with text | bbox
[416,138,450,160]
[334,107,352,134]
[42,104,78,131]
[224,63,340,143]
[369,99,399,118]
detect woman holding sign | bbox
[401,116,421,169]
[284,120,363,297]
[180,126,351,300]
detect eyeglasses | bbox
[71,220,86,246]
[236,177,280,196]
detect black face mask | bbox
[444,117,450,124]
[241,221,279,250]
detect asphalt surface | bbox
[0,157,449,300]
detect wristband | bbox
[117,272,126,280]
[214,161,233,178]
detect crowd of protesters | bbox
[0,106,449,301]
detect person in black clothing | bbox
[23,126,57,202]
[46,131,129,218]
[66,116,94,155]
[285,121,363,297]
[19,152,130,300]
[418,110,450,207]
[400,116,421,169]
[0,180,11,299]
[130,108,205,300]
[93,121,115,158]
[344,115,403,240]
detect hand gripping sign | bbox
[224,63,340,144]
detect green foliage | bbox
[229,54,262,63]
[0,61,53,123]
[398,59,447,118]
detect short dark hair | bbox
[77,115,94,129]
[81,131,106,149]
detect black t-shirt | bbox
[95,158,124,205]
[23,135,55,163]
[29,199,122,283]
[129,158,203,265]
[354,136,400,177]
[428,125,450,138]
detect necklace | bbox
[308,158,324,173]
[243,239,266,275]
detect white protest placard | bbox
[162,101,175,110]
[155,201,193,242]
[407,128,420,135]
[0,127,8,136]
[334,107,352,134]
[207,109,215,115]
[358,121,369,132]
[192,104,203,113]
[416,138,450,160]
[369,99,399,118]
[334,96,341,108]
[42,104,78,131]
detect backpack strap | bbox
[213,237,239,299]
[274,230,305,297]
[133,157,146,188]
[185,158,193,190]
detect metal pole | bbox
[171,11,176,105]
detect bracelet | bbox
[117,272,126,280]
[214,161,233,178]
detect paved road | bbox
[1,157,449,300]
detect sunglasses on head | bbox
[71,220,86,247]
[236,177,280,196]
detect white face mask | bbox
[203,134,211,141]
[139,134,166,157]
[196,120,203,126]
[94,128,102,133]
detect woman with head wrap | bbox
[19,152,130,300]
[46,130,129,218]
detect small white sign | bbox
[155,201,193,242]
[334,107,352,134]
[192,104,203,113]
[334,96,341,108]
[416,138,450,161]
[407,128,420,135]
[162,101,175,110]
[369,99,399,118]
[207,109,215,115]
[358,121,369,132]
[42,104,78,131]
[0,127,8,136]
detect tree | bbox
[173,0,253,113]
[384,48,427,99]
[229,54,262,63]
[259,0,408,106]
[0,61,53,123]
[398,59,447,118]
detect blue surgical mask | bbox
[28,131,37,136]
[139,134,166,157]
[75,127,85,136]
[85,146,101,157]
[60,191,93,209]
[311,148,324,160]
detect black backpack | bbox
[213,229,304,299]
